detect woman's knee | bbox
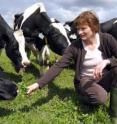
[78,89,108,105]
[94,90,108,105]
[86,87,108,105]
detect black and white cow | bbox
[100,18,117,40]
[64,20,77,42]
[0,77,18,100]
[13,3,71,68]
[0,14,30,72]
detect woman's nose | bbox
[77,29,83,35]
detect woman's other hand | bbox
[93,59,110,80]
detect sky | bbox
[0,0,117,27]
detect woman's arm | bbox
[26,44,76,95]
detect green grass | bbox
[0,50,112,124]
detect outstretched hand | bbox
[26,83,40,95]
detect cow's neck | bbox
[36,12,52,35]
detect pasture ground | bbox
[0,50,112,124]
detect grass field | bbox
[0,50,112,124]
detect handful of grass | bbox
[19,82,27,94]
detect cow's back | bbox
[100,18,117,32]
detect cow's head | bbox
[64,21,77,41]
[3,29,30,73]
[0,78,18,100]
[4,31,24,73]
[12,2,51,68]
[13,13,31,69]
[0,14,30,73]
[13,30,31,68]
[43,19,71,55]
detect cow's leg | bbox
[25,46,31,59]
[0,49,4,71]
[0,49,2,56]
[54,54,60,63]
[38,45,50,75]
[26,43,38,60]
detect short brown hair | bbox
[74,10,99,33]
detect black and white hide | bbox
[100,18,117,40]
[64,21,77,42]
[0,14,28,72]
[13,3,71,69]
[0,78,18,100]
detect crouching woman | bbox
[27,10,117,123]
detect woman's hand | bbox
[93,59,110,80]
[26,83,40,95]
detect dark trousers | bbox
[75,67,117,105]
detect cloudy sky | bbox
[0,0,117,27]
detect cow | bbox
[64,20,77,42]
[64,18,117,42]
[13,2,71,70]
[100,18,117,40]
[0,77,18,100]
[0,14,30,73]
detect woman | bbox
[27,11,117,122]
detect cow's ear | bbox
[14,13,23,19]
[14,14,20,19]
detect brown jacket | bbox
[38,33,117,88]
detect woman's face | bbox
[77,25,94,41]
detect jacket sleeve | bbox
[38,45,75,88]
[107,34,117,67]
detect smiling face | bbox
[77,24,95,41]
[74,11,100,41]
